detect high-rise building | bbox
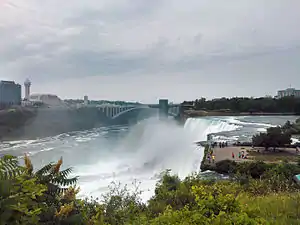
[24,78,31,100]
[277,88,300,98]
[0,80,22,108]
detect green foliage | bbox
[0,155,23,180]
[101,180,145,225]
[1,154,300,224]
[239,193,300,224]
[148,181,265,225]
[184,96,300,114]
[282,119,300,135]
[252,126,292,150]
[0,174,46,225]
[236,161,269,179]
[147,170,196,217]
[215,159,237,174]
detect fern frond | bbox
[52,177,78,187]
[35,163,54,177]
[57,168,73,179]
[0,155,22,180]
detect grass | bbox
[239,192,300,225]
[247,150,299,163]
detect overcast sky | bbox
[1,0,300,103]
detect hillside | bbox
[0,107,110,140]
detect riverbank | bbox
[183,109,297,117]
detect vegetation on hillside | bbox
[183,96,300,114]
[1,153,300,224]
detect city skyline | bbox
[3,77,299,103]
[1,0,300,103]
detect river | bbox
[0,115,298,201]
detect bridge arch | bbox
[111,106,151,119]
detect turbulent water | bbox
[0,115,298,201]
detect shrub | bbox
[215,160,237,174]
[236,161,268,179]
[101,180,145,225]
[147,171,196,217]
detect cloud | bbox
[0,0,300,102]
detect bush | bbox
[215,159,237,174]
[236,161,268,179]
[147,171,196,217]
[101,181,146,224]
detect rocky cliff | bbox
[0,107,110,141]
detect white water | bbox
[226,117,275,128]
[184,117,241,142]
[73,117,242,201]
[0,115,297,202]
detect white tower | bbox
[24,78,31,100]
[84,95,89,105]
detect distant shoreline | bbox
[183,110,297,117]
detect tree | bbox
[252,127,291,151]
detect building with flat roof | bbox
[277,88,300,98]
[0,80,22,108]
[29,94,67,108]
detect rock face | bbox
[0,107,36,140]
[0,107,110,140]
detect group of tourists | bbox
[206,142,230,164]
[210,141,228,148]
[207,149,216,164]
[232,150,247,159]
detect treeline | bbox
[183,96,300,114]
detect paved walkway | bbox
[207,146,251,163]
[206,146,299,164]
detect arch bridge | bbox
[95,99,181,119]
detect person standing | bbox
[232,152,235,159]
[212,154,215,163]
[207,155,211,163]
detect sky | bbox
[0,0,300,103]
